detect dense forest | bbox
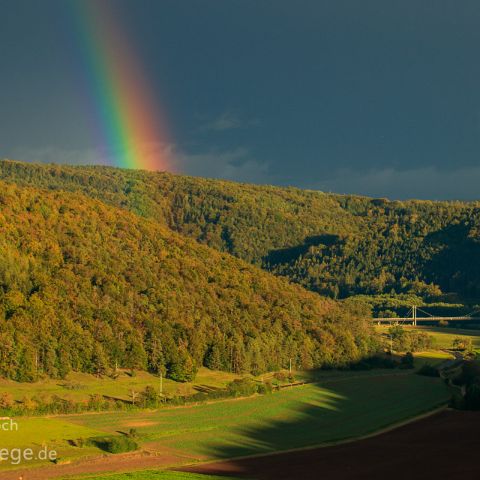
[2,160,479,302]
[0,177,375,381]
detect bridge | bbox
[375,305,480,326]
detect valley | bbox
[3,2,480,478]
[0,161,479,478]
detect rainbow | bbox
[71,1,171,171]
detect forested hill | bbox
[0,178,374,381]
[1,160,480,301]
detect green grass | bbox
[417,326,480,349]
[412,350,454,367]
[375,325,480,350]
[59,371,447,458]
[0,417,102,448]
[0,368,240,403]
[1,370,449,474]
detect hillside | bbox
[2,160,480,302]
[0,178,374,381]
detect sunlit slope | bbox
[2,160,480,300]
[0,179,373,381]
[0,160,356,262]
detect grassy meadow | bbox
[0,368,240,404]
[0,369,449,476]
[0,326,462,477]
[375,325,480,351]
[412,326,480,350]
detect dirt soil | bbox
[180,410,480,480]
[0,447,199,480]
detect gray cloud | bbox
[7,143,176,171]
[172,146,272,184]
[312,166,480,201]
[198,112,260,133]
[7,146,105,166]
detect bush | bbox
[0,392,14,410]
[226,378,258,397]
[349,355,399,370]
[190,391,208,402]
[273,372,288,382]
[350,360,373,371]
[400,352,414,369]
[257,382,273,394]
[89,435,138,454]
[452,337,473,352]
[139,386,159,408]
[72,438,86,448]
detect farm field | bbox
[375,325,480,351]
[3,370,449,479]
[414,326,480,350]
[184,409,480,480]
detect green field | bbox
[413,350,454,367]
[414,326,480,349]
[375,325,480,350]
[2,369,449,476]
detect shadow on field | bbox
[180,409,480,480]
[209,395,344,458]
[178,364,459,479]
[195,363,431,461]
[193,384,222,393]
[202,370,347,459]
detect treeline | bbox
[2,160,480,300]
[0,378,275,416]
[0,179,375,381]
[386,326,433,352]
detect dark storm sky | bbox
[1,0,480,200]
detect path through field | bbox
[0,448,199,480]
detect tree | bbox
[124,338,148,372]
[91,344,109,376]
[0,392,14,410]
[452,337,473,352]
[400,352,414,369]
[168,349,197,383]
[139,386,158,408]
[204,343,224,371]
